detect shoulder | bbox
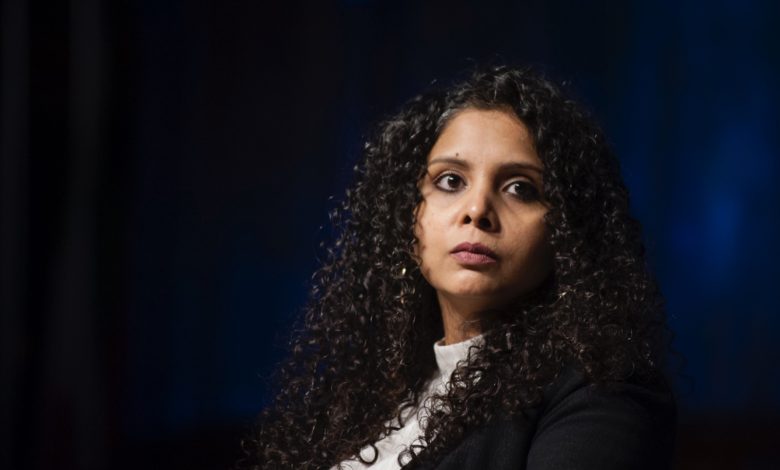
[539,362,677,426]
[527,363,678,469]
[419,363,677,470]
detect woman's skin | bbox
[414,108,554,345]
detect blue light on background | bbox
[120,0,780,439]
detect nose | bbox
[460,184,499,232]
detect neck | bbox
[437,294,486,345]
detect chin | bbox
[445,285,504,300]
[451,277,504,293]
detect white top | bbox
[331,334,485,470]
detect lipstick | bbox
[451,242,498,265]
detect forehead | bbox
[428,108,540,167]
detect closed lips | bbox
[451,242,498,259]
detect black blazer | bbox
[413,364,677,470]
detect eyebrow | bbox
[427,156,543,174]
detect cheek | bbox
[510,219,552,270]
[530,237,553,272]
[415,211,448,257]
[412,204,445,278]
[412,202,427,260]
[525,227,554,278]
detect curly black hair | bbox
[238,65,671,469]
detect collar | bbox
[433,333,485,378]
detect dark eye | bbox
[506,181,540,201]
[434,173,465,192]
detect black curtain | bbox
[2,0,128,468]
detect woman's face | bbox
[413,108,553,314]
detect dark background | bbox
[2,0,779,469]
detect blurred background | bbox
[2,0,779,469]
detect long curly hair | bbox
[239,65,671,469]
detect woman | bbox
[240,65,677,469]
